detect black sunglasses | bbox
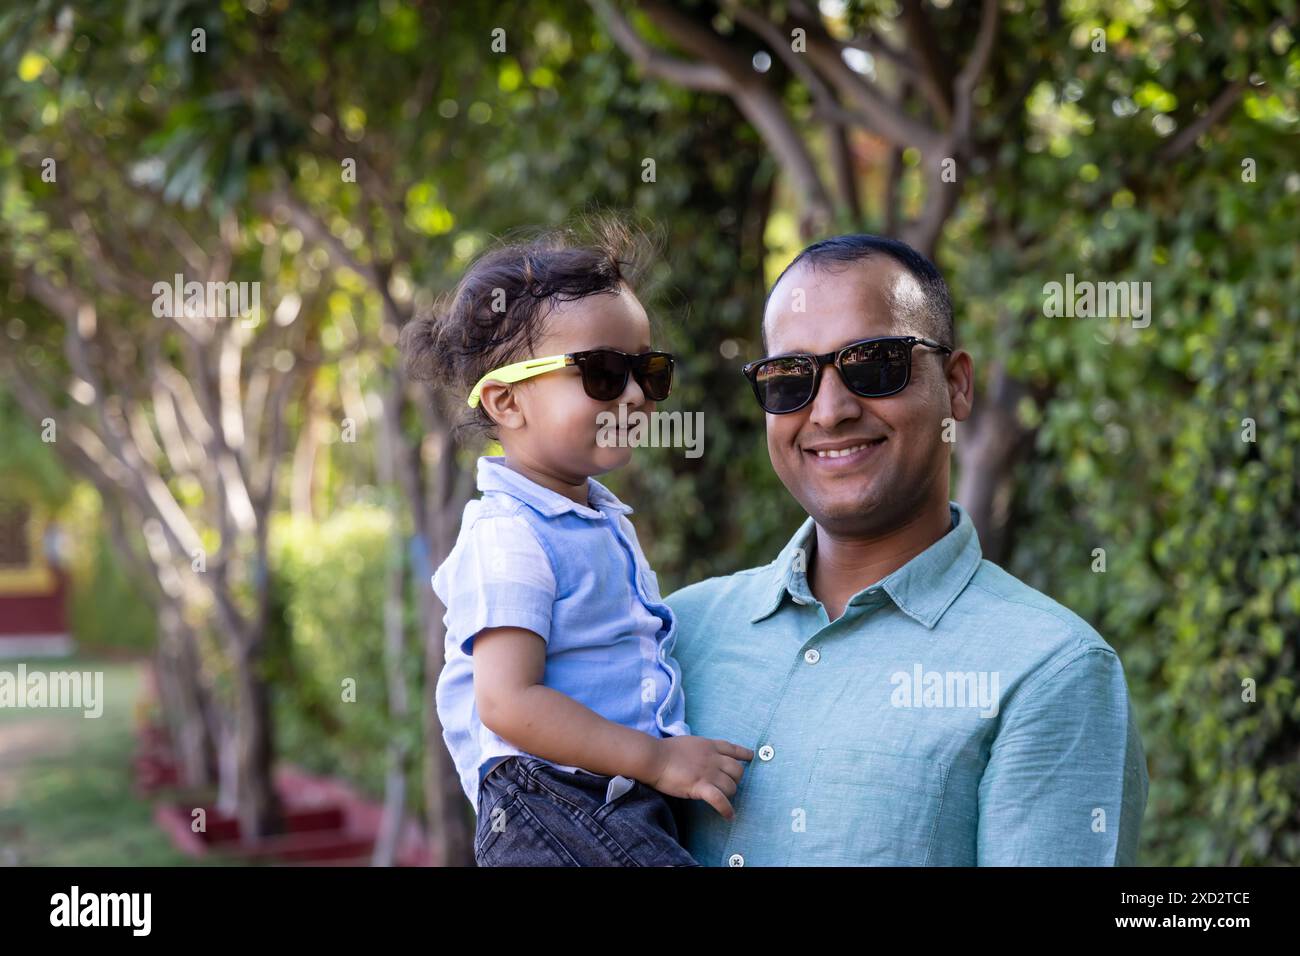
[468,348,674,408]
[570,348,675,403]
[742,335,953,414]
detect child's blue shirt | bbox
[433,455,691,809]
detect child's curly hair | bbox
[401,212,662,442]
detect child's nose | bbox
[620,374,647,407]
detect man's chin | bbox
[804,495,884,532]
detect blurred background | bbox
[0,0,1296,866]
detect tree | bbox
[588,0,1288,562]
[0,0,782,862]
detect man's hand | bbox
[647,735,754,820]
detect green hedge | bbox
[267,505,424,810]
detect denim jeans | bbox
[473,755,702,866]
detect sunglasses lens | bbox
[637,354,673,401]
[840,340,909,396]
[752,356,816,413]
[580,351,629,401]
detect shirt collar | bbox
[476,455,633,520]
[749,501,982,628]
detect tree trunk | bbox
[953,360,1031,564]
[232,634,282,841]
[420,466,476,866]
[291,371,323,519]
[215,708,239,818]
[381,372,474,866]
[373,387,413,867]
[421,558,473,866]
[154,604,216,789]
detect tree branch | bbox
[788,6,943,154]
[589,0,731,92]
[596,0,835,233]
[727,2,861,220]
[1155,77,1248,162]
[952,0,1000,142]
[899,0,954,124]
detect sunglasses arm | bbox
[916,337,953,354]
[466,353,572,408]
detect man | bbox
[665,234,1149,866]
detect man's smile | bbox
[802,436,887,468]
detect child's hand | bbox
[647,736,755,820]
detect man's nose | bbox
[806,365,862,430]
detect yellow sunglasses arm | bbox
[466,354,570,408]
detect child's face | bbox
[500,283,657,484]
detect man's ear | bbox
[478,381,527,431]
[945,349,974,423]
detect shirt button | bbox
[804,648,820,664]
[727,853,745,867]
[791,596,806,605]
[758,745,774,761]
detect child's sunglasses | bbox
[742,335,953,414]
[468,348,675,408]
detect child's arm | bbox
[474,625,752,819]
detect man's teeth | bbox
[814,441,878,458]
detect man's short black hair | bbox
[763,234,953,353]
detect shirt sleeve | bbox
[432,514,557,655]
[976,646,1149,865]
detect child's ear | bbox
[478,382,526,431]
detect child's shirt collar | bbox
[476,455,633,520]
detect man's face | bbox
[761,256,966,538]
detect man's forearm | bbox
[481,684,662,782]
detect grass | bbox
[0,655,226,866]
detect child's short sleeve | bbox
[432,514,556,655]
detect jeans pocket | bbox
[475,760,519,860]
[478,789,584,866]
[473,790,508,865]
[474,787,500,861]
[604,775,637,807]
[586,774,635,821]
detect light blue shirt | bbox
[665,501,1149,866]
[433,455,691,809]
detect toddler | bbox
[402,221,753,866]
